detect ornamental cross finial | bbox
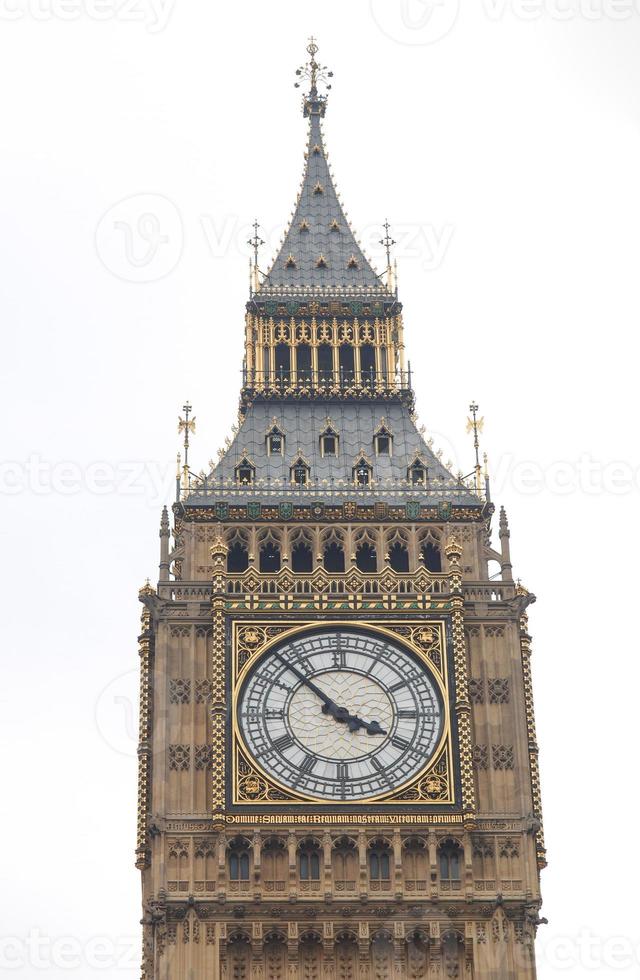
[295,36,333,100]
[247,218,264,268]
[380,219,396,269]
[178,401,196,490]
[466,402,485,495]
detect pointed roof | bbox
[258,45,388,298]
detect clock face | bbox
[237,629,444,801]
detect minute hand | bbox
[273,652,341,714]
[273,653,386,735]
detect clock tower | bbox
[137,40,546,979]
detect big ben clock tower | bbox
[137,40,546,979]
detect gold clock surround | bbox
[229,618,458,810]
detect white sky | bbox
[1,1,639,977]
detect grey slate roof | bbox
[188,400,479,506]
[259,97,388,296]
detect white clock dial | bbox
[237,628,443,801]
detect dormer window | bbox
[347,255,359,269]
[353,455,372,487]
[330,219,340,231]
[290,455,310,487]
[316,254,327,268]
[235,457,255,485]
[299,218,309,232]
[320,423,339,458]
[313,181,324,195]
[311,144,322,155]
[374,423,393,456]
[408,458,428,486]
[285,254,296,268]
[266,424,285,456]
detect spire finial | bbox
[379,218,396,289]
[295,37,333,115]
[178,402,196,493]
[247,219,264,292]
[466,402,485,495]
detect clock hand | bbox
[273,652,386,735]
[273,652,342,717]
[344,713,387,736]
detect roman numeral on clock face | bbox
[273,733,293,752]
[391,735,410,751]
[336,763,349,781]
[300,754,316,773]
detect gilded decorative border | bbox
[519,602,546,868]
[136,594,153,869]
[229,618,458,809]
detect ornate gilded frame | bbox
[227,618,462,813]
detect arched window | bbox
[235,458,255,485]
[353,457,372,486]
[324,541,345,573]
[442,932,465,978]
[262,837,286,892]
[292,540,313,573]
[332,837,357,890]
[290,457,310,487]
[227,540,249,573]
[274,342,290,381]
[360,343,376,385]
[259,538,281,573]
[318,344,333,383]
[320,425,339,457]
[356,542,377,573]
[339,344,355,383]
[408,459,428,486]
[403,838,428,893]
[369,841,391,889]
[299,841,321,881]
[266,425,284,456]
[296,342,312,383]
[374,424,393,456]
[262,345,270,382]
[388,541,409,572]
[228,838,250,882]
[438,839,463,886]
[422,541,442,573]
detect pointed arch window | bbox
[438,838,463,887]
[353,456,372,487]
[228,838,251,882]
[290,455,310,487]
[422,541,442,573]
[320,423,339,458]
[235,457,255,485]
[408,456,428,486]
[266,423,285,456]
[374,422,393,456]
[299,840,321,882]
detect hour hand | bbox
[345,713,387,736]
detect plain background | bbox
[1,1,639,976]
